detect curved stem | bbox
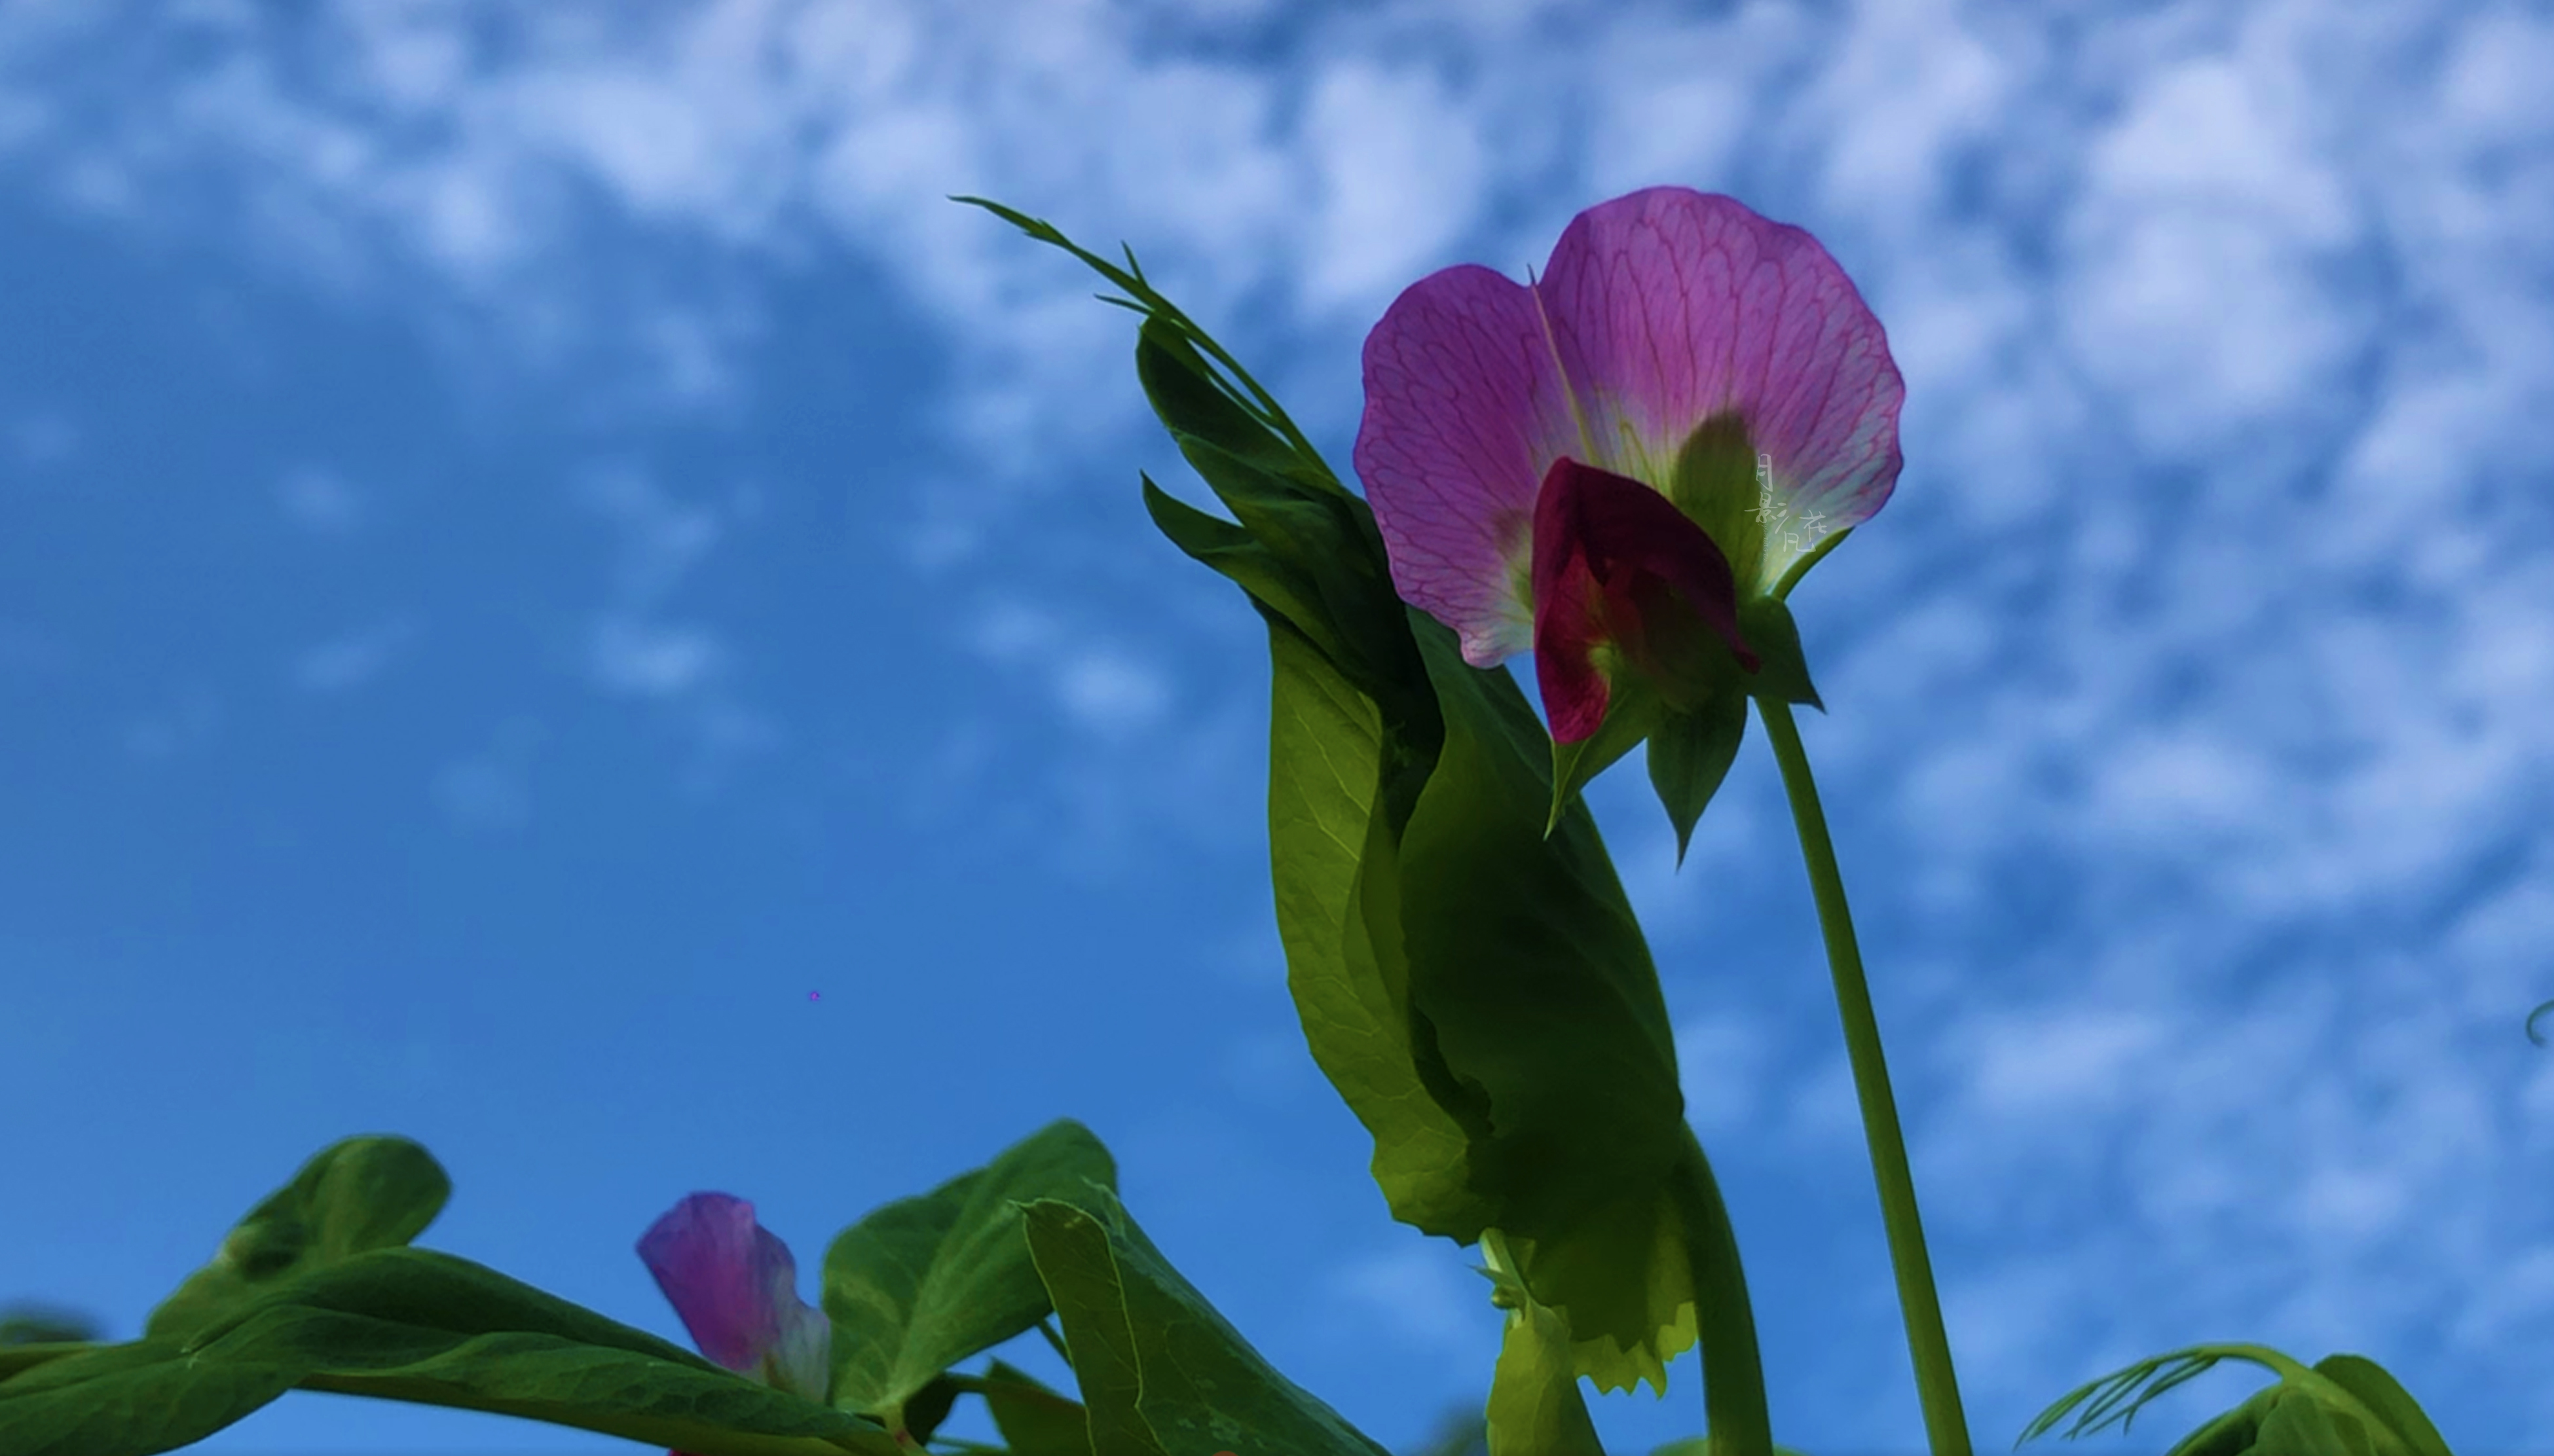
[1756,697,1972,1456]
[1671,1127,1775,1456]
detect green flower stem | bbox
[1671,1125,1775,1456]
[1756,697,1973,1456]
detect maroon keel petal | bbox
[1531,460,1757,743]
[1532,522,1613,744]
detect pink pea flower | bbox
[638,1192,834,1452]
[1354,187,1903,743]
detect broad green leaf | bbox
[2310,1356,2452,1456]
[1396,623,1690,1372]
[821,1119,1116,1433]
[198,1247,900,1456]
[2230,1381,2370,1456]
[0,1336,299,1456]
[1270,619,1487,1236]
[1021,1192,1392,1456]
[1492,1179,1700,1399]
[980,1358,1095,1456]
[979,197,1749,1403]
[4,1247,899,1456]
[145,1134,449,1343]
[0,1345,86,1384]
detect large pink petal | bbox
[1534,188,1903,587]
[638,1192,833,1402]
[1355,263,1585,666]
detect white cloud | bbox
[8,412,77,469]
[121,688,221,762]
[578,467,722,603]
[1297,60,1489,314]
[1810,0,2015,225]
[10,0,2554,1444]
[275,465,363,534]
[1951,1006,2169,1119]
[433,718,542,831]
[563,465,779,778]
[965,598,1175,741]
[1054,648,1172,738]
[589,616,724,699]
[291,618,417,693]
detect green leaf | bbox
[145,1134,451,1343]
[980,1358,1095,1456]
[1135,318,1348,503]
[1134,319,1427,714]
[2022,1345,2450,1456]
[1268,618,1489,1236]
[1492,1174,1702,1399]
[1735,596,1822,712]
[2244,1381,2378,1456]
[1396,624,1692,1377]
[1646,689,1749,864]
[1549,678,1661,838]
[821,1119,1117,1432]
[0,1336,299,1456]
[2309,1356,2452,1456]
[200,1247,901,1456]
[1144,475,1332,655]
[4,1248,899,1456]
[2022,1345,2297,1446]
[900,1373,962,1446]
[953,194,1329,479]
[1020,1192,1392,1456]
[980,196,1735,1398]
[1481,1244,1604,1456]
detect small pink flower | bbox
[638,1192,833,1420]
[1354,187,1902,742]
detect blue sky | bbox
[4,2,2552,1454]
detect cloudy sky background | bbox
[4,1,2552,1453]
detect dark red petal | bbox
[1533,536,1612,744]
[1560,461,1756,672]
